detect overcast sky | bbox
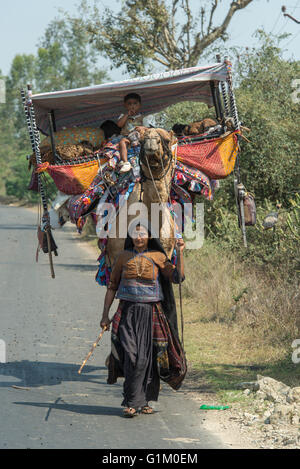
[1,0,299,82]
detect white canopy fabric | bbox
[32,63,228,135]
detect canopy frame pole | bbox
[209,80,223,124]
[225,58,240,131]
[216,54,230,118]
[21,85,57,277]
[50,110,57,132]
[215,84,224,124]
[48,110,61,164]
[22,86,48,214]
[21,88,39,164]
[224,60,247,248]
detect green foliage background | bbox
[0,14,108,201]
[155,33,300,276]
[0,18,299,277]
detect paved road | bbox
[0,205,227,449]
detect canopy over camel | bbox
[21,57,249,280]
[30,62,228,135]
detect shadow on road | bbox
[0,360,107,387]
[0,225,36,231]
[13,400,122,417]
[54,264,97,272]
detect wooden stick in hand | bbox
[78,326,108,374]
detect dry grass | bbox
[82,228,299,393]
[235,273,299,347]
[180,241,299,345]
[176,241,300,393]
[181,245,248,322]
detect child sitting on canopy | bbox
[117,93,145,173]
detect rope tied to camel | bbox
[139,132,185,349]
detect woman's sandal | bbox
[123,407,138,418]
[141,405,154,415]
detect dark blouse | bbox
[108,250,182,302]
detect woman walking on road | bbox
[100,222,186,418]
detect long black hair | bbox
[100,120,121,140]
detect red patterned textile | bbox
[177,131,239,179]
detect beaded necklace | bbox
[133,249,148,278]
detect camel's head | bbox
[140,128,177,175]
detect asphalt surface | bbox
[0,204,227,449]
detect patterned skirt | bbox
[107,301,187,406]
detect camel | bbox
[104,127,177,267]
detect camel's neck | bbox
[142,160,174,204]
[142,159,174,184]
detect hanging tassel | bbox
[37,226,58,256]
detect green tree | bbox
[5,15,109,140]
[234,31,300,204]
[1,13,109,200]
[0,102,19,195]
[72,0,254,75]
[36,15,108,91]
[4,55,38,149]
[157,32,300,206]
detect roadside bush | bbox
[5,152,56,202]
[181,239,299,349]
[204,192,300,275]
